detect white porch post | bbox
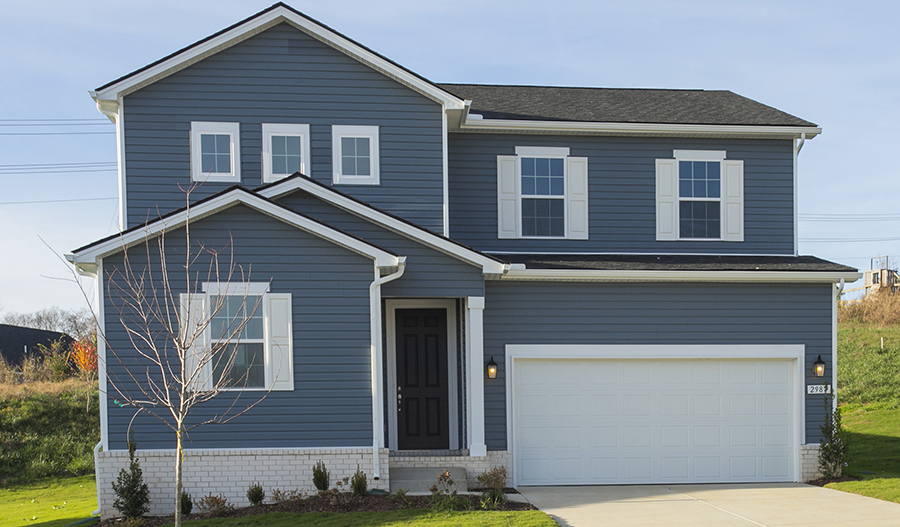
[466,296,487,457]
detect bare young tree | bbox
[83,191,275,527]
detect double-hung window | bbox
[656,150,744,242]
[497,146,589,240]
[191,122,241,183]
[332,125,380,185]
[262,124,311,183]
[181,283,294,391]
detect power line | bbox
[0,162,116,168]
[0,197,118,206]
[0,132,115,136]
[0,118,108,122]
[0,169,118,175]
[0,162,118,176]
[0,123,112,127]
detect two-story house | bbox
[69,3,860,517]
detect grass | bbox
[837,323,900,409]
[168,510,556,527]
[825,406,900,503]
[0,379,99,484]
[0,474,97,527]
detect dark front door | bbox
[396,308,449,450]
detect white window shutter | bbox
[180,293,210,391]
[656,159,678,240]
[265,293,293,391]
[497,155,519,238]
[723,160,744,241]
[566,156,589,240]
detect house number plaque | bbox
[807,384,832,394]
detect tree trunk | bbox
[175,425,184,527]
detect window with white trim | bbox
[262,124,310,183]
[332,125,379,185]
[191,122,241,183]
[656,150,744,242]
[497,146,589,240]
[181,283,293,391]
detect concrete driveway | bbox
[517,483,900,527]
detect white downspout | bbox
[91,441,102,516]
[793,133,806,256]
[369,257,406,480]
[833,278,844,402]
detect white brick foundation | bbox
[96,448,390,518]
[800,444,824,481]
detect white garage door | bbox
[513,358,795,485]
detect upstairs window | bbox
[497,146,589,240]
[656,150,744,242]
[332,125,380,185]
[262,124,310,183]
[191,122,241,183]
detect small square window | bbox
[262,124,310,183]
[191,122,241,183]
[332,125,379,185]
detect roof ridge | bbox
[438,82,714,92]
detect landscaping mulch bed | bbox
[98,492,536,527]
[807,475,860,487]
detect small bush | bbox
[477,466,507,490]
[180,490,193,516]
[271,488,305,503]
[312,460,330,491]
[247,482,266,506]
[391,487,411,508]
[197,493,233,516]
[429,470,470,512]
[111,431,150,518]
[819,393,850,479]
[350,466,368,496]
[479,487,508,510]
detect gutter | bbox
[368,257,406,480]
[498,269,861,283]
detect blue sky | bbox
[1,0,897,314]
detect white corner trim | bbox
[191,121,241,183]
[515,146,570,157]
[257,177,507,274]
[71,190,399,269]
[673,150,727,161]
[332,125,380,185]
[96,259,109,452]
[262,123,311,183]
[462,118,821,139]
[92,6,466,110]
[498,269,862,283]
[115,97,127,230]
[442,109,450,237]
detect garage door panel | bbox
[514,359,795,485]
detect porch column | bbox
[466,296,487,457]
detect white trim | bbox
[504,344,805,486]
[262,123,311,183]
[515,146,571,157]
[465,296,486,457]
[673,150,726,161]
[385,299,459,451]
[115,97,127,230]
[92,6,466,110]
[202,281,271,296]
[332,125,380,185]
[499,268,861,283]
[485,251,804,256]
[462,117,821,139]
[257,177,508,274]
[71,190,399,269]
[191,121,241,183]
[97,259,109,452]
[793,134,806,256]
[442,109,450,237]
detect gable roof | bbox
[69,187,400,272]
[256,175,509,275]
[91,3,465,110]
[0,324,73,366]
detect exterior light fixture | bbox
[486,356,498,379]
[813,355,826,377]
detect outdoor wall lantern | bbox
[813,355,826,377]
[486,356,498,379]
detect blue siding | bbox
[276,190,484,297]
[103,204,376,450]
[123,23,445,231]
[448,134,794,254]
[481,281,832,450]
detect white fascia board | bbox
[461,118,821,139]
[499,269,862,283]
[71,191,399,269]
[92,7,465,110]
[258,178,507,274]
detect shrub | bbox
[312,460,330,491]
[247,482,266,506]
[111,431,150,518]
[429,470,470,512]
[180,490,193,516]
[479,487,508,510]
[271,488,305,503]
[350,466,368,496]
[391,487,411,508]
[197,493,234,516]
[819,393,850,479]
[477,466,507,490]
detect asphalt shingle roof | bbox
[438,84,817,127]
[499,254,855,272]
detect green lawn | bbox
[171,510,556,527]
[0,474,98,527]
[837,324,900,409]
[826,406,900,503]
